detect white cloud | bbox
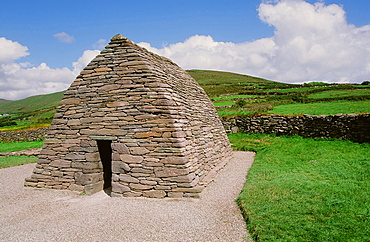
[72,49,101,76]
[93,39,107,49]
[139,0,370,84]
[0,37,29,62]
[53,32,75,43]
[0,38,99,100]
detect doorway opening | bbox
[97,140,112,191]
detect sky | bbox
[1,0,370,100]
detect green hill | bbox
[0,70,369,131]
[0,91,65,130]
[0,91,65,114]
[187,69,294,97]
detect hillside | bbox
[0,70,369,131]
[0,91,65,130]
[187,69,294,97]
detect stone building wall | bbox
[221,113,370,143]
[24,34,232,198]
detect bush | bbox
[232,99,248,108]
[0,121,17,127]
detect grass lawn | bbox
[269,100,370,115]
[229,133,370,241]
[0,156,37,168]
[0,140,44,153]
[0,141,43,168]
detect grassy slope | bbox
[187,69,292,97]
[0,91,65,131]
[0,91,65,114]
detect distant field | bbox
[211,94,261,101]
[0,91,64,131]
[213,101,235,107]
[269,100,370,115]
[308,89,370,99]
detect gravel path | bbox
[0,151,254,242]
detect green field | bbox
[0,91,64,131]
[0,141,43,168]
[0,140,44,153]
[229,133,370,241]
[269,100,370,115]
[308,89,370,99]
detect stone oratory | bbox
[25,34,232,198]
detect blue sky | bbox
[1,0,370,100]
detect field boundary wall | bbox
[221,113,370,143]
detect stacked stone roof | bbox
[25,34,232,198]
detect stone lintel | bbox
[89,136,118,141]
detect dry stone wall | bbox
[25,34,232,198]
[222,113,370,143]
[0,128,47,143]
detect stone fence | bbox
[0,128,48,143]
[221,113,370,143]
[0,114,369,144]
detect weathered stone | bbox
[65,153,85,160]
[112,160,131,173]
[155,168,190,178]
[120,154,143,163]
[50,159,71,168]
[60,98,81,105]
[75,172,102,185]
[170,173,196,183]
[167,192,184,198]
[134,132,162,138]
[143,190,166,198]
[84,181,104,195]
[129,183,153,190]
[129,147,149,155]
[94,67,112,72]
[119,174,139,183]
[72,162,101,170]
[162,156,188,164]
[111,182,131,193]
[85,152,100,162]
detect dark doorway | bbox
[97,140,112,190]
